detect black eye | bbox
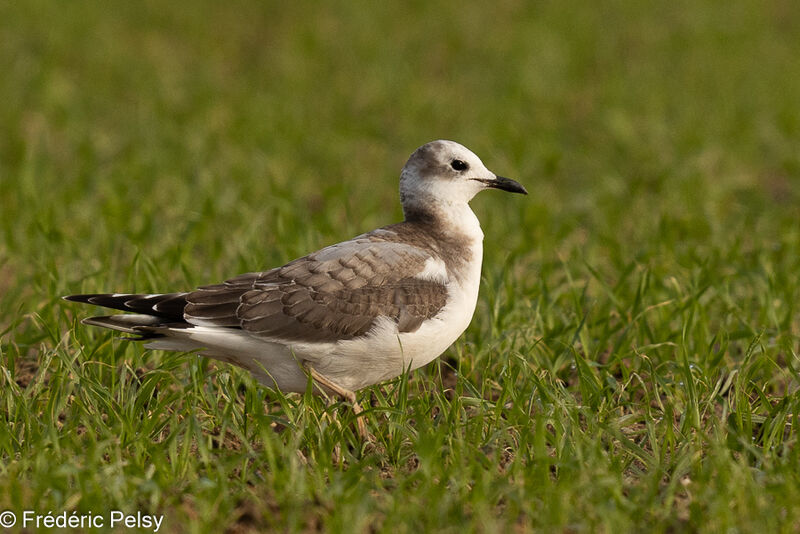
[451,159,468,171]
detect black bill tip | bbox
[475,176,528,195]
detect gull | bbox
[64,140,527,437]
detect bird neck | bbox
[402,198,484,243]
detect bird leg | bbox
[303,362,369,440]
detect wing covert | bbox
[184,237,449,342]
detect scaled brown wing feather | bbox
[183,238,449,342]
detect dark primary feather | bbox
[63,293,188,320]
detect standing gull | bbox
[65,140,527,437]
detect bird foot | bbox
[303,362,371,441]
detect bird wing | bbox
[183,236,449,343]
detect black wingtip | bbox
[63,294,95,303]
[62,292,189,321]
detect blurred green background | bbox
[3,0,797,293]
[1,1,799,532]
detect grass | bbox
[1,0,800,532]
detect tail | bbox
[63,293,190,338]
[64,292,306,391]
